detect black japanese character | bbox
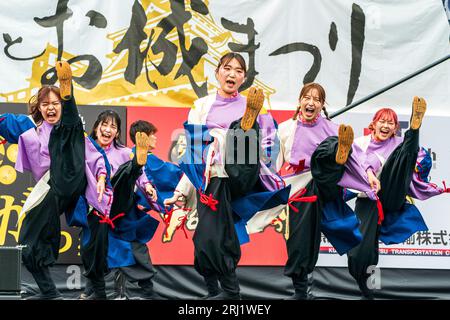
[34,0,73,62]
[433,230,448,246]
[38,0,103,89]
[114,0,208,97]
[347,3,365,105]
[329,22,338,51]
[416,231,432,246]
[270,42,321,85]
[3,0,104,89]
[222,17,260,91]
[113,0,150,85]
[269,3,365,105]
[190,0,209,15]
[169,0,208,97]
[86,10,107,29]
[2,34,45,61]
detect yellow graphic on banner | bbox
[0,165,16,185]
[59,231,72,254]
[0,195,22,245]
[0,144,18,185]
[0,0,275,109]
[0,143,4,166]
[0,142,75,255]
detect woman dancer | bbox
[347,99,449,299]
[0,61,105,299]
[78,110,160,299]
[276,82,379,299]
[164,52,289,300]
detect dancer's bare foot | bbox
[55,61,73,100]
[241,87,264,131]
[410,96,427,130]
[135,132,150,166]
[336,124,354,165]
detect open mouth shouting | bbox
[41,106,61,124]
[301,103,320,121]
[216,57,246,97]
[225,79,236,89]
[377,127,393,139]
[98,130,113,145]
[304,105,316,118]
[101,131,112,139]
[46,110,58,123]
[97,132,114,148]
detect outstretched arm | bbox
[0,114,35,144]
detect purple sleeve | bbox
[15,134,32,174]
[408,172,443,200]
[339,148,377,200]
[136,171,162,209]
[408,147,445,200]
[257,113,277,157]
[256,113,286,191]
[351,142,372,173]
[83,137,113,214]
[86,139,108,178]
[15,128,49,182]
[136,171,152,195]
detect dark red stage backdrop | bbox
[127,107,294,265]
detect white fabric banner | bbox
[0,0,449,269]
[0,0,448,113]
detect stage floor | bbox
[13,265,450,300]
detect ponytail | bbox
[292,105,301,120]
[322,105,331,120]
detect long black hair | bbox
[89,109,125,148]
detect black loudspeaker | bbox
[0,246,22,299]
